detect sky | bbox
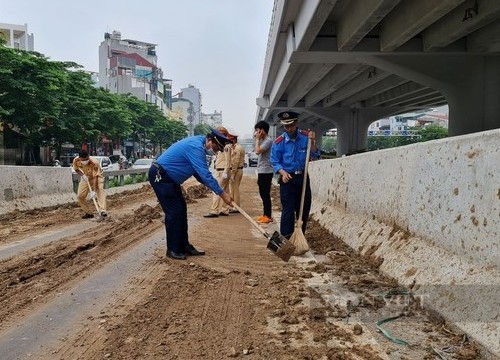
[1,0,274,137]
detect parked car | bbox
[248,151,258,167]
[93,156,120,171]
[109,154,128,169]
[132,158,155,169]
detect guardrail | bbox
[71,168,149,193]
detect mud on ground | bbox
[0,178,482,359]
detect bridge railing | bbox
[368,130,421,137]
[71,168,149,193]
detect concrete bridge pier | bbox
[335,109,371,155]
[445,57,500,135]
[302,107,371,156]
[304,107,399,156]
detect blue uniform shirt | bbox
[271,129,321,174]
[155,135,224,195]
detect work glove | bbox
[89,191,97,200]
[81,175,88,182]
[222,173,228,180]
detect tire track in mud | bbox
[88,264,276,359]
[0,184,209,331]
[0,204,164,329]
[0,232,166,360]
[0,185,152,245]
[188,183,287,275]
[194,274,250,348]
[39,254,168,360]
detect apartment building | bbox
[368,110,449,134]
[171,98,194,135]
[0,22,34,51]
[98,30,172,114]
[179,84,202,127]
[201,110,222,128]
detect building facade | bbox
[0,23,34,51]
[368,109,449,135]
[171,98,194,135]
[201,110,223,128]
[98,30,172,114]
[179,84,202,127]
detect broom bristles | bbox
[289,221,309,256]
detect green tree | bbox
[94,89,133,146]
[194,123,212,135]
[122,94,151,133]
[416,124,448,142]
[0,46,69,142]
[40,68,102,157]
[367,135,418,151]
[150,117,188,155]
[321,136,337,154]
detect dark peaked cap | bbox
[210,128,231,151]
[277,111,300,125]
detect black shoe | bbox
[203,213,219,218]
[166,250,187,260]
[185,244,205,256]
[82,213,94,219]
[229,209,239,214]
[219,212,229,216]
[100,211,108,217]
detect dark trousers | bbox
[279,174,311,238]
[148,166,188,253]
[257,173,273,218]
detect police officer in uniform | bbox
[270,111,321,239]
[73,150,108,219]
[228,133,245,213]
[204,126,232,217]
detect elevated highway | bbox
[255,2,500,356]
[256,0,500,155]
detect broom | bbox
[289,136,312,256]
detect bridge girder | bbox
[257,0,500,155]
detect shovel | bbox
[86,178,106,221]
[231,203,295,262]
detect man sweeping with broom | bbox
[271,111,321,255]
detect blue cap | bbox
[210,128,230,151]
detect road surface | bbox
[0,174,482,359]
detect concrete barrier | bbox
[309,129,500,357]
[0,166,149,216]
[0,166,76,215]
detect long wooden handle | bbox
[231,203,270,239]
[297,137,312,222]
[86,178,101,213]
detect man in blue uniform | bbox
[149,129,233,260]
[271,111,321,239]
